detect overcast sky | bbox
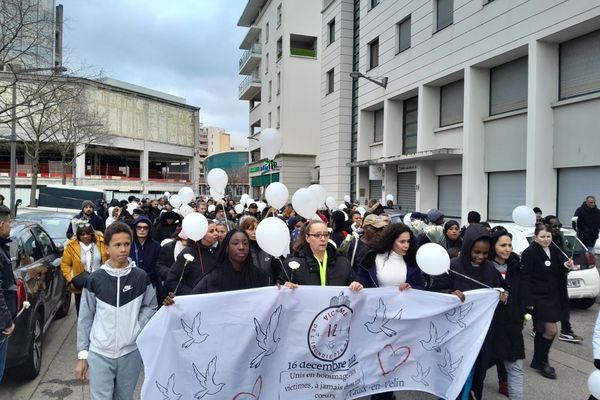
[59,0,249,147]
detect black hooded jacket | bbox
[574,202,600,246]
[430,224,501,293]
[165,241,217,296]
[130,216,161,287]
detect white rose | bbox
[23,301,31,310]
[183,254,195,263]
[288,261,300,270]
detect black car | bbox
[16,211,74,247]
[5,220,70,379]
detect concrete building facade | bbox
[238,0,322,198]
[203,126,232,155]
[321,0,600,222]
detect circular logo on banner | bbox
[307,293,353,362]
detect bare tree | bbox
[48,81,111,184]
[15,76,69,206]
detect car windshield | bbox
[525,233,587,256]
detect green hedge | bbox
[290,48,316,57]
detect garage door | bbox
[488,171,525,221]
[397,171,416,213]
[369,180,382,202]
[558,167,600,223]
[438,175,462,218]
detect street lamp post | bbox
[349,71,388,89]
[8,65,67,217]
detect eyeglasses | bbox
[308,233,330,239]
[136,226,150,231]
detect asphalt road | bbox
[0,296,597,399]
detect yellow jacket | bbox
[60,235,107,293]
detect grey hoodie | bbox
[77,259,157,359]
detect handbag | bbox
[71,271,90,290]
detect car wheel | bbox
[54,289,71,319]
[21,312,44,380]
[570,297,597,309]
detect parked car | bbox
[16,211,74,247]
[495,223,600,309]
[5,220,70,380]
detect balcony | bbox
[239,73,262,100]
[249,103,261,126]
[239,43,262,75]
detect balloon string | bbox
[279,258,291,283]
[550,240,570,260]
[448,270,495,290]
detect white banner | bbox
[137,286,499,400]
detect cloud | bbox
[60,0,249,146]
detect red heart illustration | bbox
[377,344,411,376]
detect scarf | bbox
[79,242,93,273]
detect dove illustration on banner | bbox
[411,362,431,387]
[192,356,225,399]
[232,376,263,400]
[364,298,403,337]
[445,302,474,329]
[155,374,182,400]
[250,305,283,368]
[438,348,463,380]
[181,312,209,348]
[420,321,449,352]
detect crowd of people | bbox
[3,193,597,399]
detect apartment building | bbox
[322,0,600,222]
[202,126,232,155]
[238,0,322,198]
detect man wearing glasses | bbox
[131,216,161,300]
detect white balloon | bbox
[163,192,170,197]
[588,370,600,398]
[416,243,451,276]
[265,182,289,209]
[234,204,244,214]
[308,184,327,208]
[403,212,412,225]
[126,203,137,214]
[208,204,216,213]
[386,194,394,202]
[512,205,536,227]
[259,128,282,160]
[178,187,194,204]
[240,194,249,204]
[257,202,267,212]
[207,168,228,193]
[246,197,256,207]
[182,212,209,241]
[209,187,223,200]
[169,194,182,208]
[338,204,346,210]
[325,196,337,210]
[292,188,318,219]
[343,195,351,203]
[256,216,290,257]
[179,204,194,218]
[356,206,366,217]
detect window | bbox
[440,79,464,126]
[403,96,418,154]
[369,38,379,69]
[277,4,282,27]
[265,22,269,43]
[17,230,39,268]
[560,29,600,100]
[374,109,384,142]
[436,0,453,32]
[277,72,281,94]
[371,0,380,9]
[397,16,411,53]
[277,106,281,128]
[32,227,54,257]
[268,80,272,102]
[290,34,317,57]
[268,112,272,128]
[265,53,269,74]
[327,68,334,94]
[490,57,528,115]
[276,37,282,60]
[328,18,335,45]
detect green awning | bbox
[251,173,279,187]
